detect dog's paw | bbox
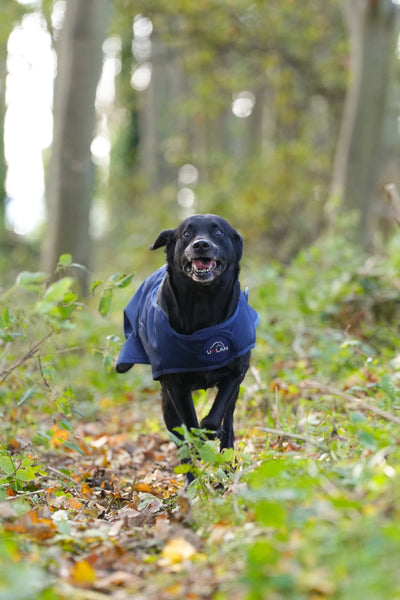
[199,418,223,440]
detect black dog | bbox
[117,214,259,481]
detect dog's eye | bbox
[183,231,191,239]
[214,229,223,237]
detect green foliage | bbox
[172,232,400,597]
[2,232,400,596]
[0,536,59,600]
[0,443,45,490]
[239,447,400,599]
[172,425,237,494]
[0,259,136,494]
[92,271,134,317]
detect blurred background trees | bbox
[331,0,400,249]
[41,0,110,292]
[0,0,399,288]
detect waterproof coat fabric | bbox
[116,266,259,380]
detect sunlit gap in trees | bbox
[177,164,199,217]
[4,11,55,236]
[92,36,122,170]
[4,0,118,238]
[131,15,153,92]
[232,91,256,118]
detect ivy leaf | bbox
[16,271,47,290]
[0,455,15,476]
[16,467,36,482]
[90,280,102,294]
[198,441,219,464]
[114,274,134,288]
[98,288,112,316]
[63,441,85,455]
[58,254,72,267]
[36,278,74,315]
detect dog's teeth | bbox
[194,265,212,273]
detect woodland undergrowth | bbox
[2,235,400,599]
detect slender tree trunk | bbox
[0,38,8,245]
[330,0,399,249]
[41,0,110,292]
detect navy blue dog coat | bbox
[116,266,259,380]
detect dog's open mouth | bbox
[193,259,216,273]
[185,258,223,281]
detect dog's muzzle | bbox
[184,239,224,282]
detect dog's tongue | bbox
[193,259,216,271]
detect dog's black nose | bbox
[193,239,211,252]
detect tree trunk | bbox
[0,38,7,245]
[41,0,110,292]
[330,0,400,249]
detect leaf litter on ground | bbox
[0,404,242,599]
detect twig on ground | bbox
[14,488,47,497]
[257,426,328,450]
[302,380,400,426]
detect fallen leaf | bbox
[80,482,93,496]
[51,427,69,447]
[173,489,193,523]
[67,497,82,510]
[91,435,109,449]
[137,492,163,513]
[94,571,142,589]
[70,559,97,585]
[108,519,124,537]
[4,510,57,540]
[160,537,197,567]
[135,482,154,493]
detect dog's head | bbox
[150,214,243,284]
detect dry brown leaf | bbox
[94,571,142,589]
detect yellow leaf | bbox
[165,584,183,596]
[71,559,97,585]
[135,482,153,493]
[160,538,197,566]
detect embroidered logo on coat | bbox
[203,336,230,360]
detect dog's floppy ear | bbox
[149,229,175,251]
[232,231,243,262]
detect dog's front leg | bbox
[200,379,241,449]
[160,376,200,484]
[200,356,250,450]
